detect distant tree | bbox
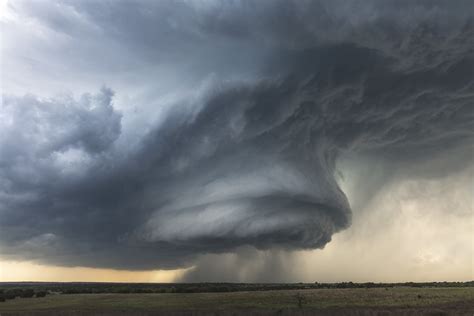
[35,291,47,298]
[20,289,35,298]
[4,290,18,300]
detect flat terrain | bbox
[0,287,473,315]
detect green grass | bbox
[0,287,472,313]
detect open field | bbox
[0,287,473,315]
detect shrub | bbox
[36,291,47,298]
[20,289,35,298]
[4,290,18,300]
[295,292,307,308]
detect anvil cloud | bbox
[1,0,473,270]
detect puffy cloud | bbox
[0,0,473,271]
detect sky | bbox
[0,0,473,283]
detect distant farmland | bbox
[0,282,473,315]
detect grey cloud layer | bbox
[1,0,473,269]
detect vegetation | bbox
[0,282,472,314]
[294,292,307,308]
[0,288,48,302]
[0,281,472,297]
[0,286,472,315]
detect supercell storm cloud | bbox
[1,0,473,270]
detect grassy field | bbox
[0,287,473,315]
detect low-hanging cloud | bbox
[0,0,473,270]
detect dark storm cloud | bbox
[1,0,473,269]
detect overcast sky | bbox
[0,0,473,282]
